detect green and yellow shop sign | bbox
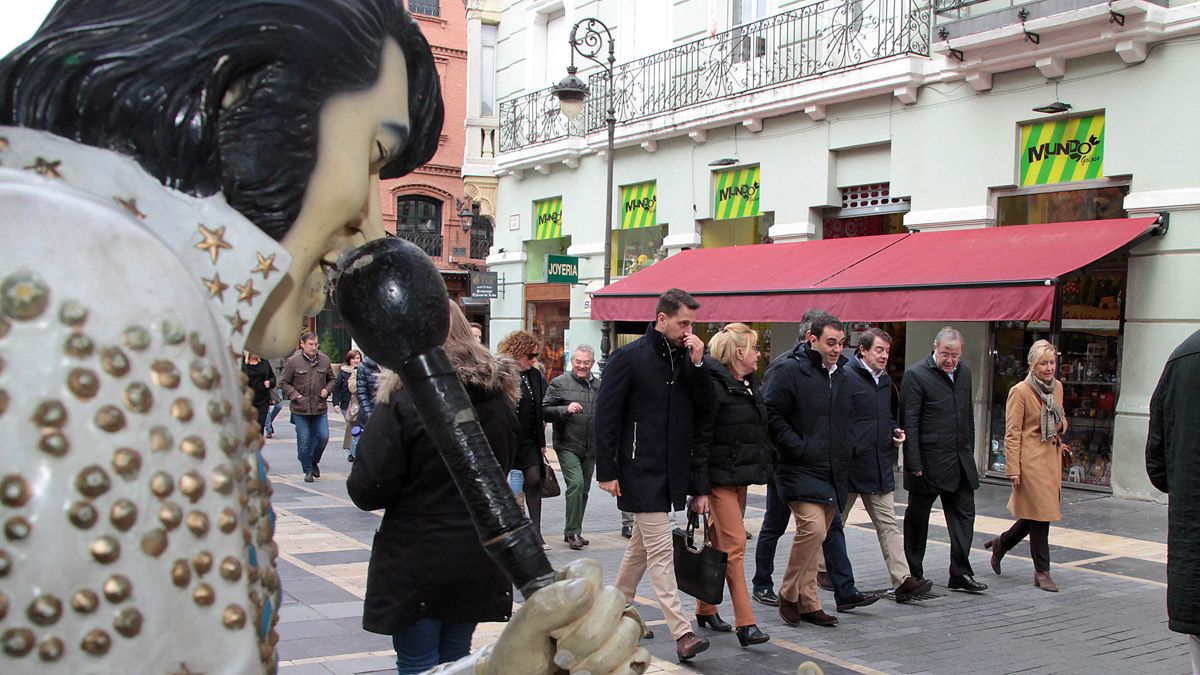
[1020,114,1105,186]
[713,166,760,220]
[533,196,563,239]
[621,181,658,229]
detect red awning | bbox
[591,217,1161,323]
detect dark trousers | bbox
[822,511,860,603]
[752,481,791,591]
[998,519,1050,572]
[903,482,976,579]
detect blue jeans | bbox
[508,468,524,494]
[752,480,791,592]
[392,618,476,674]
[264,400,284,433]
[822,511,861,603]
[292,413,329,474]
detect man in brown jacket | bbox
[280,331,336,481]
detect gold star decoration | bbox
[250,252,278,280]
[225,310,247,335]
[114,196,147,220]
[25,157,63,178]
[201,273,230,301]
[195,223,232,264]
[235,278,260,305]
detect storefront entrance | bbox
[526,283,570,381]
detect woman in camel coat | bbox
[986,339,1068,591]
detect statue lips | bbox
[334,238,555,600]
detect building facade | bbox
[488,0,1200,499]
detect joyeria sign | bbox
[1020,114,1105,186]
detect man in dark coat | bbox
[845,329,931,602]
[595,288,713,661]
[1145,329,1200,670]
[901,327,987,593]
[543,345,601,550]
[763,314,858,627]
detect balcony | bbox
[470,235,493,260]
[499,0,932,153]
[396,231,443,258]
[409,0,440,18]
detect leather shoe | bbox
[753,587,779,606]
[621,526,633,539]
[984,537,1004,575]
[836,591,882,612]
[894,576,933,603]
[799,610,839,627]
[778,597,803,626]
[311,464,320,478]
[1034,571,1059,592]
[675,632,709,661]
[817,571,833,591]
[563,535,590,546]
[736,624,770,647]
[303,471,313,483]
[696,613,732,632]
[948,574,988,593]
[567,534,585,551]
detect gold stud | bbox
[141,528,169,558]
[251,252,278,279]
[161,319,186,345]
[210,465,233,495]
[64,333,94,358]
[151,360,181,388]
[71,589,99,613]
[109,499,137,531]
[225,310,247,335]
[68,500,98,529]
[189,331,207,357]
[195,224,232,264]
[219,558,243,584]
[112,447,142,479]
[59,300,88,326]
[219,432,239,457]
[180,436,206,460]
[37,635,64,662]
[95,405,126,432]
[103,575,132,603]
[90,535,120,564]
[217,508,238,534]
[158,502,182,529]
[190,360,220,390]
[150,471,175,498]
[187,511,210,538]
[201,272,230,301]
[256,522,272,545]
[180,471,205,503]
[150,426,173,452]
[193,551,214,575]
[171,559,192,587]
[68,367,100,400]
[26,594,62,626]
[123,325,150,351]
[235,278,260,304]
[5,517,31,540]
[39,430,69,456]
[192,583,215,607]
[113,607,143,638]
[2,627,35,657]
[208,397,232,423]
[171,398,194,422]
[1,271,50,321]
[75,465,111,498]
[80,628,111,655]
[100,346,131,377]
[0,475,31,507]
[222,604,247,630]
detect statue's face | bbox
[247,38,411,357]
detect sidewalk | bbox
[263,410,1191,674]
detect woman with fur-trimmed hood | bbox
[348,301,521,673]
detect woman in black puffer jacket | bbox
[688,323,773,648]
[348,301,520,674]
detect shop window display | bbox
[612,225,666,276]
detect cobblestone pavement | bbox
[264,411,1191,674]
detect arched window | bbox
[395,195,443,257]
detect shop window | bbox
[612,225,666,277]
[824,183,910,238]
[701,213,773,249]
[996,185,1127,227]
[395,195,443,258]
[524,237,571,283]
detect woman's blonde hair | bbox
[1027,339,1057,366]
[708,322,758,372]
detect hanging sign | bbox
[713,166,760,220]
[621,181,658,229]
[1019,114,1105,186]
[533,196,563,240]
[546,254,579,284]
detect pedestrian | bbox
[901,327,988,593]
[333,349,364,461]
[543,345,601,550]
[844,328,933,602]
[242,350,277,437]
[348,301,519,675]
[264,356,287,438]
[985,339,1069,591]
[688,322,772,647]
[595,288,714,662]
[469,321,484,342]
[497,330,551,550]
[280,331,335,482]
[1145,329,1200,673]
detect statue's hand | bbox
[479,559,650,675]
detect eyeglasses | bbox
[525,353,539,360]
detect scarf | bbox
[1025,372,1065,442]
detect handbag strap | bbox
[685,508,713,551]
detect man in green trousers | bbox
[544,345,601,550]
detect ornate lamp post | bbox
[552,18,616,368]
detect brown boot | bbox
[1034,571,1058,592]
[984,537,1004,575]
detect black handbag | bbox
[540,458,561,498]
[672,508,728,605]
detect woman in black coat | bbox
[497,330,551,549]
[688,323,772,648]
[241,351,276,436]
[348,303,520,674]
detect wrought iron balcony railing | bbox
[396,230,443,258]
[469,235,493,260]
[499,0,931,152]
[408,0,440,17]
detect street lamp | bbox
[552,17,616,369]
